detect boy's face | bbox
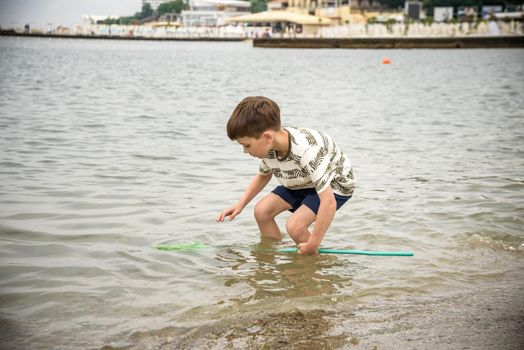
[236,133,272,159]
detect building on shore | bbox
[181,0,251,26]
[264,0,398,25]
[227,0,401,36]
[269,0,352,25]
[228,0,339,36]
[3,0,521,39]
[229,10,332,36]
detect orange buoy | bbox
[382,57,391,64]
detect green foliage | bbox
[421,16,434,24]
[378,0,405,10]
[421,0,521,9]
[251,0,268,13]
[97,17,135,25]
[138,3,154,19]
[97,3,155,25]
[157,0,188,15]
[380,0,522,10]
[97,0,524,26]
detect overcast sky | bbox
[0,0,142,28]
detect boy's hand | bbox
[297,242,318,255]
[216,203,243,222]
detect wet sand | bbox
[111,285,523,349]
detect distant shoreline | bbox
[2,31,523,48]
[0,31,245,42]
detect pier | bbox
[253,36,524,48]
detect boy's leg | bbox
[254,193,292,240]
[285,190,351,244]
[286,205,316,244]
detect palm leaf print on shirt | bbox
[287,151,302,163]
[300,129,317,146]
[271,168,283,178]
[308,146,328,172]
[322,134,331,150]
[283,168,309,179]
[315,175,331,192]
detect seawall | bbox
[0,31,245,42]
[3,31,523,47]
[253,36,524,49]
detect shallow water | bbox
[0,37,523,349]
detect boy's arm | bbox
[237,172,272,209]
[298,186,337,255]
[216,173,272,222]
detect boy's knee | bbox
[286,217,310,244]
[286,215,305,236]
[254,200,273,222]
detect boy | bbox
[216,96,355,255]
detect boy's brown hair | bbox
[227,96,281,140]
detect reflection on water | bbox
[215,239,354,301]
[0,37,523,349]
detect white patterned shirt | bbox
[259,127,355,196]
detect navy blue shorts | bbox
[272,186,351,214]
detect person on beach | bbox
[216,96,355,255]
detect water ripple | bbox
[1,38,523,349]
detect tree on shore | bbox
[248,0,522,13]
[140,3,154,18]
[98,1,191,25]
[377,0,404,10]
[157,0,188,15]
[379,0,521,10]
[97,0,523,26]
[251,0,268,13]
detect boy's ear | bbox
[261,131,273,143]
